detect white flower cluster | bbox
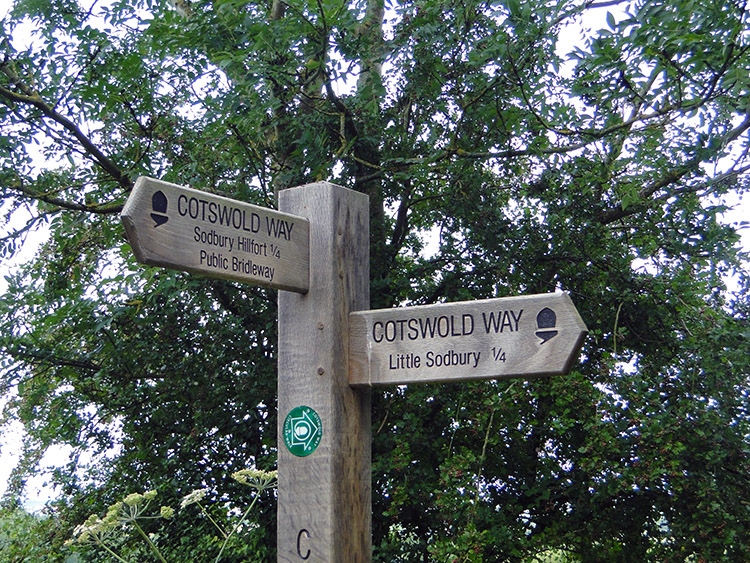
[68,506,121,546]
[160,506,175,519]
[231,468,278,492]
[180,488,210,509]
[67,489,173,547]
[67,471,278,555]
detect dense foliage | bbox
[1,0,749,560]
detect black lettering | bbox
[384,320,397,342]
[451,315,461,336]
[482,310,522,333]
[407,318,420,340]
[178,194,188,216]
[511,309,523,331]
[297,529,310,560]
[373,321,384,343]
[482,311,501,333]
[463,313,474,335]
[217,203,231,226]
[437,315,450,337]
[396,319,407,340]
[500,311,514,331]
[419,317,436,338]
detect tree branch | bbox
[4,343,102,372]
[0,209,57,244]
[597,110,750,224]
[5,174,124,214]
[0,62,132,192]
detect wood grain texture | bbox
[349,293,587,387]
[121,176,309,293]
[277,183,371,562]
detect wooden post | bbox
[277,183,371,562]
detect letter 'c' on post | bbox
[297,529,311,560]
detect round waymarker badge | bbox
[283,406,322,457]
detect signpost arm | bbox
[277,183,371,562]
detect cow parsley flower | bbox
[123,492,144,507]
[180,488,209,509]
[231,468,278,492]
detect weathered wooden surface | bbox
[349,292,588,387]
[277,183,371,562]
[121,176,309,293]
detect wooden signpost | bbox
[349,293,588,387]
[121,178,587,562]
[121,176,310,293]
[276,183,371,562]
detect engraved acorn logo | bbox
[150,190,169,227]
[535,308,558,344]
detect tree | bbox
[0,504,75,561]
[1,0,749,560]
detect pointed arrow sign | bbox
[349,292,587,387]
[121,177,309,293]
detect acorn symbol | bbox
[535,308,558,344]
[150,190,169,227]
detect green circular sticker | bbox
[283,406,322,457]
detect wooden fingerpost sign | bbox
[122,177,310,293]
[349,293,588,387]
[122,175,587,563]
[277,183,371,562]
